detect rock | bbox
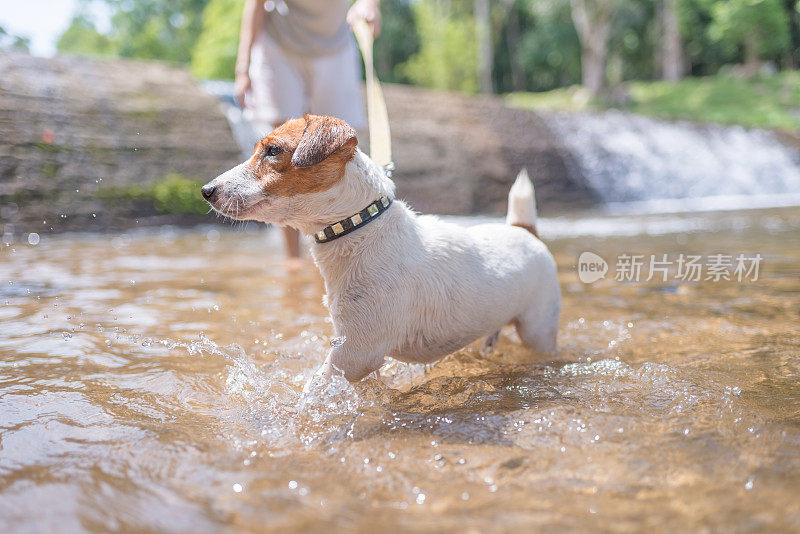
[0,52,591,235]
[377,84,596,215]
[0,51,241,233]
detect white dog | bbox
[202,114,560,386]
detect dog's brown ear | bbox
[291,115,357,168]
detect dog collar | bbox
[314,196,393,244]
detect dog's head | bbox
[202,114,358,226]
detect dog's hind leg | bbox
[481,330,500,356]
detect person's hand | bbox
[347,0,381,38]
[234,71,252,108]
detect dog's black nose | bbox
[201,184,217,200]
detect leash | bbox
[351,18,394,176]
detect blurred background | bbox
[1,0,800,234]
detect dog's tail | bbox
[506,168,538,237]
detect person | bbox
[234,0,381,262]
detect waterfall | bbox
[545,110,800,208]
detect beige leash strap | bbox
[351,18,393,170]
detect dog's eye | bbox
[265,145,282,157]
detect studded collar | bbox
[314,196,393,244]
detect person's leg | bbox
[249,33,307,261]
[283,227,301,259]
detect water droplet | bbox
[232,483,243,493]
[288,480,298,490]
[744,478,754,490]
[27,233,40,245]
[415,493,426,505]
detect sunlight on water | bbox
[1,208,799,531]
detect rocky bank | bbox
[0,51,593,234]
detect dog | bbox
[202,114,561,387]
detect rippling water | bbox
[1,208,799,532]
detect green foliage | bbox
[57,15,113,56]
[97,174,208,215]
[508,71,800,130]
[707,0,791,61]
[677,0,729,74]
[52,0,800,108]
[374,0,420,84]
[398,0,479,93]
[152,174,209,215]
[503,0,582,92]
[191,0,243,79]
[56,0,211,62]
[607,0,658,83]
[110,0,210,62]
[0,25,31,51]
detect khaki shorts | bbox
[245,30,366,135]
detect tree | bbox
[191,0,242,79]
[0,25,31,52]
[570,0,614,94]
[507,0,582,92]
[57,15,113,56]
[106,0,210,62]
[474,0,493,93]
[56,0,211,63]
[708,0,791,72]
[398,0,479,93]
[373,0,420,84]
[661,0,684,80]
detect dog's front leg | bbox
[302,345,386,392]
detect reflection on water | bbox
[1,209,799,532]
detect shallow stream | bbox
[1,208,799,532]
